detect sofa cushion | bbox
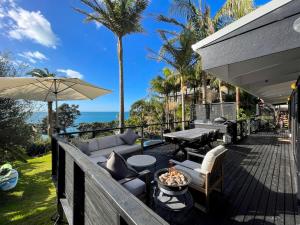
[96,135,119,150]
[121,178,145,196]
[105,152,138,180]
[89,156,107,165]
[201,145,226,173]
[115,134,125,146]
[88,138,99,152]
[71,139,91,156]
[89,144,141,158]
[175,165,205,188]
[120,129,139,145]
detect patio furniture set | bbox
[72,128,227,221]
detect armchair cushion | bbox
[174,165,205,188]
[180,160,201,171]
[120,178,146,196]
[201,145,226,173]
[105,151,138,180]
[120,129,139,145]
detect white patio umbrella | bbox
[0,77,112,133]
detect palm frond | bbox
[157,15,186,29]
[75,0,149,37]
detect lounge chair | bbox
[170,145,228,212]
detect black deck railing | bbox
[51,134,168,225]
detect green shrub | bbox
[26,138,51,157]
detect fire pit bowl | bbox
[155,168,192,196]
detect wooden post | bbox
[160,123,164,141]
[48,101,53,136]
[73,163,85,225]
[57,144,66,221]
[236,87,240,115]
[141,126,144,154]
[51,136,58,178]
[202,72,207,104]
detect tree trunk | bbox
[117,36,125,132]
[236,87,240,115]
[219,80,224,116]
[47,101,53,137]
[201,71,207,104]
[165,95,169,129]
[180,76,185,130]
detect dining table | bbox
[163,128,217,158]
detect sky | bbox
[0,0,271,112]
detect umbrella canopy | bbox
[0,77,111,101]
[0,77,112,133]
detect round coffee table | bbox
[127,155,156,171]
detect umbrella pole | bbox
[54,79,59,133]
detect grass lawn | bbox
[0,153,56,225]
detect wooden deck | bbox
[143,132,299,225]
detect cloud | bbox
[57,69,84,79]
[0,0,59,48]
[18,51,48,63]
[94,21,102,29]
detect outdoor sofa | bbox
[72,130,143,164]
[71,130,148,199]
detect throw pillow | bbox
[72,139,91,156]
[105,151,138,180]
[120,129,139,145]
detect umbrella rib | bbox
[55,79,112,93]
[60,83,94,100]
[31,83,52,92]
[36,79,54,92]
[57,83,77,94]
[43,81,55,102]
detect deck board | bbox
[144,132,299,225]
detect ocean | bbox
[28,111,130,125]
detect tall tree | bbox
[75,0,149,131]
[214,0,255,113]
[214,0,254,21]
[0,53,33,162]
[150,68,173,126]
[149,28,196,130]
[170,0,215,105]
[27,68,55,136]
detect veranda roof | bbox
[192,0,300,104]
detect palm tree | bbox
[215,0,255,113]
[149,28,196,130]
[27,68,55,136]
[75,0,149,130]
[170,0,215,105]
[214,0,254,21]
[150,68,173,126]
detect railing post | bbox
[51,135,58,178]
[57,144,66,221]
[141,126,144,154]
[73,163,85,225]
[160,123,164,141]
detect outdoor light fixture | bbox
[293,17,300,33]
[291,82,297,90]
